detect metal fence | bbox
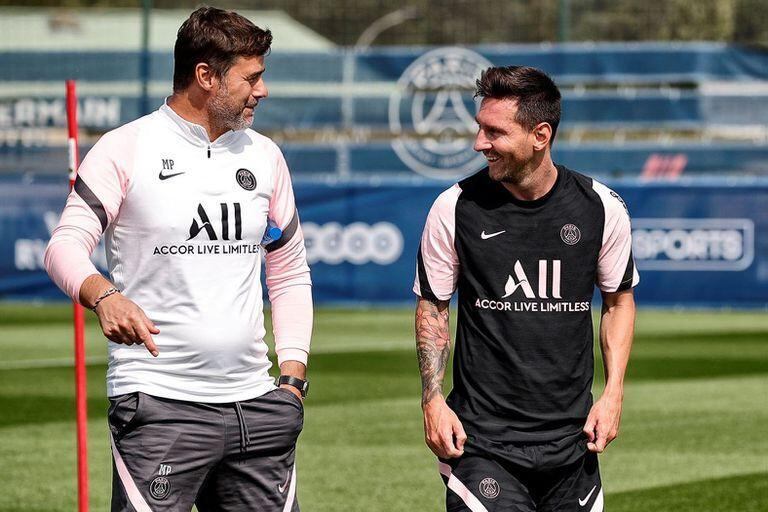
[2,0,767,46]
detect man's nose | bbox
[473,130,490,152]
[254,81,268,99]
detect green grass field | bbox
[0,304,766,511]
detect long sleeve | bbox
[264,149,312,366]
[44,130,133,302]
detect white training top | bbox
[45,103,312,402]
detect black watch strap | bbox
[277,375,309,398]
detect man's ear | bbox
[194,63,217,92]
[532,122,553,151]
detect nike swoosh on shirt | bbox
[480,230,506,240]
[578,485,597,507]
[278,471,291,493]
[158,170,185,180]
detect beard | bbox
[488,158,529,185]
[486,148,539,186]
[208,81,253,133]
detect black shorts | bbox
[438,450,602,512]
[108,389,303,512]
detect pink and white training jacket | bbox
[45,103,312,402]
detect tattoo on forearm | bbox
[415,298,451,407]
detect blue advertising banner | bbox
[1,177,766,307]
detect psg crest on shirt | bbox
[236,168,257,191]
[560,224,582,245]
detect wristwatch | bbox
[277,375,309,398]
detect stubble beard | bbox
[489,158,533,186]
[208,81,252,133]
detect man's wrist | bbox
[602,382,624,400]
[422,393,446,409]
[277,375,309,397]
[79,274,117,309]
[92,287,120,311]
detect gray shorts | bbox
[108,389,304,512]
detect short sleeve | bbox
[592,180,640,292]
[413,184,461,301]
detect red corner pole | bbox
[66,79,89,512]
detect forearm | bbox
[599,290,636,395]
[44,231,102,303]
[270,283,312,366]
[415,297,451,407]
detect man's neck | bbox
[167,92,226,142]
[501,154,558,202]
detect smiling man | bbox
[414,66,639,511]
[45,7,311,511]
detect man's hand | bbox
[583,390,622,453]
[94,293,160,357]
[423,396,466,459]
[79,274,159,356]
[585,288,635,453]
[279,384,303,401]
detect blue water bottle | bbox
[261,219,282,246]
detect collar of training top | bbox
[160,100,242,148]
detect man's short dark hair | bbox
[475,66,561,141]
[173,7,273,92]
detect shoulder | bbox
[91,116,148,151]
[590,177,630,218]
[242,128,283,158]
[555,164,598,199]
[428,182,463,220]
[557,165,629,214]
[457,167,492,195]
[88,113,169,163]
[435,182,463,205]
[80,117,155,173]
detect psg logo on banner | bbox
[560,224,581,245]
[236,168,257,191]
[389,47,492,179]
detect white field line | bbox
[311,339,413,353]
[0,339,413,371]
[0,355,108,370]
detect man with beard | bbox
[414,66,638,511]
[45,7,311,511]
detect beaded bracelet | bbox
[92,287,120,311]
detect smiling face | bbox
[208,55,268,132]
[473,97,540,184]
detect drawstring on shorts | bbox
[233,401,250,453]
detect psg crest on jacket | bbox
[236,168,257,190]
